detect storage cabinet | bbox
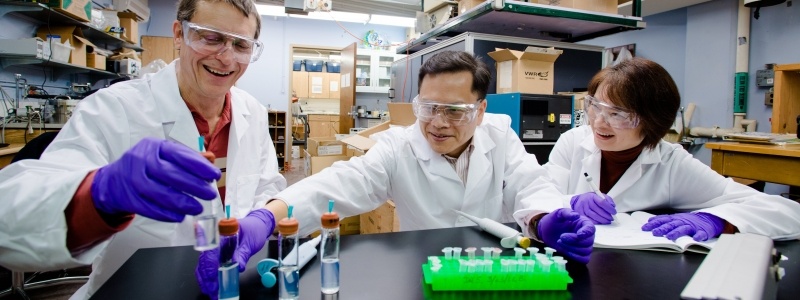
[292,71,309,98]
[308,72,330,99]
[268,110,288,172]
[772,63,800,134]
[356,49,402,93]
[307,114,340,138]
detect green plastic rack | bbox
[422,255,572,291]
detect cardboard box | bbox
[118,12,139,44]
[87,53,106,70]
[558,91,588,110]
[307,137,345,156]
[360,200,398,234]
[341,103,415,154]
[424,0,456,13]
[303,149,350,177]
[36,26,89,67]
[339,216,361,236]
[537,0,619,15]
[487,47,563,94]
[458,0,485,14]
[41,0,92,22]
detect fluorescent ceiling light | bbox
[256,4,286,17]
[290,11,370,24]
[369,14,415,28]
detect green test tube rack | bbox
[422,255,572,291]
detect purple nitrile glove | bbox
[538,208,596,264]
[570,192,616,225]
[641,212,724,242]
[91,137,221,222]
[196,209,276,298]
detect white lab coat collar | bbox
[578,126,662,196]
[152,61,200,149]
[407,120,496,186]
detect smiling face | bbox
[417,71,486,157]
[590,85,644,152]
[172,0,258,103]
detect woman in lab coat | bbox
[515,57,800,241]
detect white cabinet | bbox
[355,49,403,93]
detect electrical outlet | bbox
[765,87,774,106]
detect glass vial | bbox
[218,216,239,300]
[278,207,300,300]
[320,201,340,294]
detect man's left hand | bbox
[641,212,724,241]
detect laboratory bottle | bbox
[278,207,300,300]
[218,216,239,300]
[320,202,340,294]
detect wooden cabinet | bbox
[772,63,800,134]
[142,36,179,66]
[308,114,340,138]
[356,49,403,93]
[327,73,341,99]
[292,71,309,98]
[268,111,288,172]
[308,72,330,99]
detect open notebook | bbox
[594,211,716,254]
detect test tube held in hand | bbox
[583,172,606,200]
[193,136,220,251]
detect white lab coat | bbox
[514,125,800,240]
[0,61,286,299]
[278,113,564,236]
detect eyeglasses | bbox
[181,21,263,64]
[584,95,639,129]
[412,95,482,126]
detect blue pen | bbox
[583,172,606,200]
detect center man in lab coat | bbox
[252,50,595,264]
[0,0,286,299]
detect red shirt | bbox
[65,93,233,253]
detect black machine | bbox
[486,93,574,141]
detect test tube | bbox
[485,260,494,272]
[193,136,219,251]
[527,247,539,259]
[514,247,525,260]
[544,247,556,259]
[458,259,467,273]
[501,259,510,273]
[526,260,536,272]
[540,260,553,273]
[452,247,462,260]
[554,260,567,272]
[465,247,476,261]
[428,256,440,265]
[442,247,453,260]
[492,248,502,259]
[481,247,493,260]
[466,261,476,273]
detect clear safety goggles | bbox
[584,95,640,129]
[412,95,482,126]
[182,21,263,64]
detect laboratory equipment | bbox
[422,246,572,291]
[257,236,321,288]
[278,206,300,300]
[583,172,605,200]
[453,210,530,249]
[218,206,239,300]
[193,136,220,251]
[320,200,340,294]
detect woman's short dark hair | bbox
[177,0,261,39]
[588,57,680,149]
[418,51,491,100]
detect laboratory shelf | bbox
[0,54,121,80]
[398,0,644,54]
[0,1,144,51]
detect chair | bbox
[291,101,309,150]
[0,131,89,300]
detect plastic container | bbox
[326,61,340,73]
[293,60,304,71]
[218,215,240,300]
[421,254,572,291]
[320,201,340,294]
[50,42,72,63]
[278,207,300,300]
[305,60,324,72]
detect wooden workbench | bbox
[0,144,24,169]
[706,142,800,186]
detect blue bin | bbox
[326,62,340,73]
[305,60,324,72]
[293,60,304,71]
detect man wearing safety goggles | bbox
[264,50,594,265]
[517,58,800,260]
[0,1,287,299]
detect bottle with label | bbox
[278,206,300,300]
[320,200,340,294]
[218,206,239,300]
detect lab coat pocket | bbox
[235,174,260,209]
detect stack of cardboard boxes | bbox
[304,103,415,235]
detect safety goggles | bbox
[584,95,640,129]
[181,21,263,64]
[412,95,482,126]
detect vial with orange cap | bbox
[278,205,300,300]
[218,205,239,300]
[320,200,340,294]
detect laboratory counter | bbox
[92,225,800,299]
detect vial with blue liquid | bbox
[218,205,239,300]
[320,200,340,294]
[278,206,300,300]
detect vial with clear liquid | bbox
[278,206,300,300]
[320,200,340,294]
[218,213,239,300]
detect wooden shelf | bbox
[773,63,800,134]
[0,54,122,80]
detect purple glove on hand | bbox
[92,137,221,222]
[196,209,276,298]
[570,192,616,224]
[538,208,596,264]
[641,212,724,241]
